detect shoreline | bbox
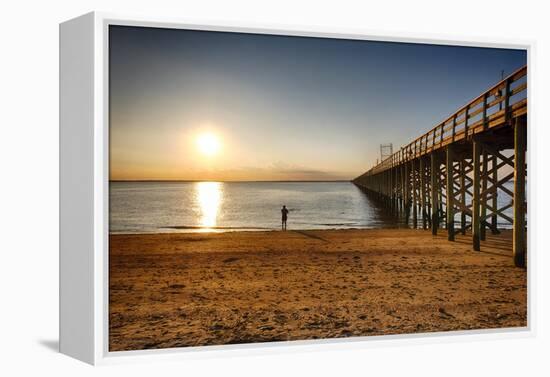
[109,228,526,351]
[108,226,411,236]
[109,224,514,235]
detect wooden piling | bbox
[446,145,455,241]
[460,160,466,235]
[401,163,407,213]
[398,164,403,211]
[426,161,431,228]
[438,169,443,229]
[472,139,481,251]
[404,162,410,224]
[491,154,499,233]
[513,117,527,268]
[412,160,418,228]
[480,149,488,241]
[420,157,427,229]
[430,153,438,235]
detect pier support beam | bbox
[392,167,397,211]
[446,145,455,241]
[412,160,418,228]
[513,117,527,268]
[396,167,401,210]
[472,139,481,251]
[491,153,499,234]
[400,163,407,214]
[404,162,410,224]
[430,153,439,235]
[460,160,466,235]
[420,157,427,229]
[480,149,488,241]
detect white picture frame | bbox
[59,11,534,365]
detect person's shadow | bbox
[38,339,59,352]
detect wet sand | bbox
[109,228,527,351]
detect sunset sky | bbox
[109,25,526,181]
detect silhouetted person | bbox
[281,205,289,230]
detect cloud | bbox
[224,161,351,181]
[111,161,353,181]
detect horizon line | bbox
[109,179,354,183]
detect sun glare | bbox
[195,181,223,229]
[196,133,221,156]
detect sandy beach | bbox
[109,228,527,351]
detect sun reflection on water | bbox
[195,182,223,230]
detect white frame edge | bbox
[59,12,96,364]
[59,11,536,365]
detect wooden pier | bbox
[353,66,527,267]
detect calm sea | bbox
[109,181,399,234]
[109,181,515,234]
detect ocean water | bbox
[109,181,517,234]
[109,181,398,234]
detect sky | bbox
[109,25,526,181]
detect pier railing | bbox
[362,66,527,177]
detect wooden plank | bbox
[486,96,505,109]
[467,104,485,120]
[510,67,527,81]
[510,82,527,96]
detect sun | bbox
[196,133,221,156]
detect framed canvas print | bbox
[59,12,532,365]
